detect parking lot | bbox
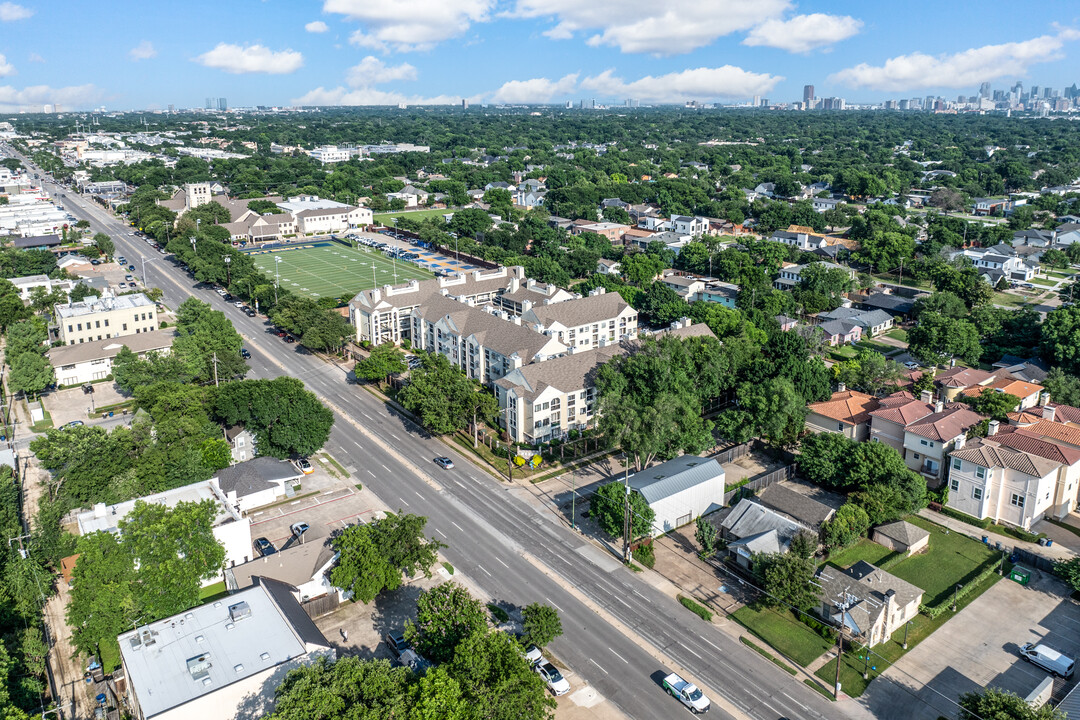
[860,571,1080,720]
[353,230,484,276]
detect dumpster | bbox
[1010,566,1031,586]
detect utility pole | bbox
[212,352,219,387]
[223,255,231,288]
[275,256,282,303]
[898,257,904,287]
[622,457,632,563]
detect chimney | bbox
[1044,405,1056,423]
[837,382,847,393]
[955,435,966,450]
[934,400,944,413]
[521,299,532,313]
[920,390,933,404]
[1040,391,1051,407]
[988,420,1000,436]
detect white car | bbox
[903,361,920,371]
[522,644,543,666]
[535,661,570,696]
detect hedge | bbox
[679,596,713,622]
[938,506,991,530]
[919,563,1000,619]
[799,613,837,641]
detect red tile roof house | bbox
[805,387,880,441]
[869,391,984,484]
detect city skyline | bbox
[2,1,1080,111]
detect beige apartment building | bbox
[55,292,157,346]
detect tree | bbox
[4,319,47,360]
[695,515,719,556]
[590,481,655,540]
[397,353,495,436]
[406,582,488,664]
[1042,248,1070,270]
[911,291,969,320]
[0,279,28,332]
[716,377,807,447]
[269,657,411,720]
[93,233,114,258]
[8,352,53,398]
[1041,305,1080,375]
[520,603,563,648]
[69,282,100,302]
[958,687,1066,720]
[1054,557,1080,594]
[961,390,1021,420]
[174,297,247,382]
[832,349,902,395]
[822,503,871,550]
[213,377,334,458]
[1043,368,1080,407]
[112,347,194,393]
[355,343,406,384]
[66,531,137,658]
[330,512,443,604]
[447,630,555,720]
[797,432,851,488]
[621,252,666,285]
[753,552,819,610]
[908,311,981,366]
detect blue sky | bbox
[1,0,1080,111]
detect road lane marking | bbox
[608,647,629,664]
[545,598,563,612]
[367,470,375,477]
[495,557,510,569]
[451,521,464,532]
[477,564,492,576]
[353,441,363,448]
[434,528,447,539]
[398,497,410,506]
[588,658,608,674]
[381,464,390,472]
[680,643,702,659]
[700,637,723,654]
[611,595,632,609]
[414,491,425,501]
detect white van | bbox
[1020,642,1075,678]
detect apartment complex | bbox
[55,292,157,345]
[520,289,638,351]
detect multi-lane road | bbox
[20,157,861,720]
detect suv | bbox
[290,522,310,538]
[535,661,570,696]
[253,537,277,556]
[296,458,314,475]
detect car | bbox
[296,458,314,475]
[127,265,135,271]
[240,348,251,359]
[245,308,256,317]
[284,335,295,343]
[903,361,920,370]
[125,274,134,281]
[222,293,233,302]
[275,329,287,337]
[290,522,310,538]
[253,537,277,556]
[522,644,543,666]
[234,301,245,308]
[117,282,127,289]
[117,257,126,265]
[90,259,100,266]
[385,631,410,657]
[535,662,570,696]
[434,456,455,469]
[63,420,85,429]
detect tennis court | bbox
[247,243,434,299]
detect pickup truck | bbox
[663,672,711,713]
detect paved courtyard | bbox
[859,571,1080,720]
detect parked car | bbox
[535,661,570,696]
[125,274,134,281]
[234,301,245,308]
[296,458,314,475]
[522,644,543,666]
[284,335,295,343]
[290,522,310,538]
[63,420,85,429]
[253,537,277,556]
[245,308,256,317]
[1020,642,1075,678]
[903,361,920,370]
[434,456,454,469]
[240,348,251,359]
[127,264,135,271]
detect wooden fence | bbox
[302,593,340,619]
[722,464,795,506]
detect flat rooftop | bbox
[55,292,153,320]
[76,479,237,536]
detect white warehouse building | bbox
[628,455,726,537]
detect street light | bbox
[902,620,912,650]
[952,583,963,612]
[189,235,197,256]
[223,255,232,288]
[274,256,282,303]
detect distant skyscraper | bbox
[979,81,992,99]
[218,97,227,110]
[461,98,468,109]
[205,97,213,109]
[803,84,815,108]
[168,104,175,114]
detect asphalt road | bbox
[22,157,851,720]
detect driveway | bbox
[859,571,1080,720]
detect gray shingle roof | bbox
[215,457,302,498]
[47,329,177,367]
[756,483,836,530]
[720,498,809,549]
[629,456,724,504]
[521,291,632,330]
[873,520,929,547]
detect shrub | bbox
[799,613,837,641]
[487,603,510,623]
[678,595,713,622]
[938,506,991,529]
[634,541,655,569]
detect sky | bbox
[1,0,1080,112]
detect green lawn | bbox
[1029,277,1058,287]
[730,605,834,666]
[374,207,457,224]
[889,517,997,607]
[827,345,859,361]
[198,581,229,603]
[249,242,433,299]
[991,291,1034,308]
[1047,270,1077,279]
[856,339,903,356]
[885,328,908,343]
[822,539,899,570]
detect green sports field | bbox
[248,243,434,299]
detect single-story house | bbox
[818,319,862,346]
[816,307,894,337]
[597,258,621,275]
[225,536,341,602]
[872,520,930,557]
[719,498,812,569]
[754,482,837,532]
[628,455,725,536]
[12,234,61,250]
[814,561,923,647]
[859,292,918,318]
[212,457,304,513]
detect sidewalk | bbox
[918,508,1076,562]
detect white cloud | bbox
[305,20,329,33]
[194,43,304,75]
[492,73,579,103]
[0,84,104,112]
[743,13,862,53]
[346,56,417,87]
[510,0,789,55]
[0,54,14,77]
[292,86,461,106]
[323,0,494,52]
[580,66,782,102]
[0,2,32,21]
[129,41,157,61]
[830,29,1080,91]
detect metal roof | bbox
[628,456,724,505]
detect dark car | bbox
[275,329,287,337]
[240,348,251,359]
[284,335,295,343]
[222,293,233,301]
[253,537,276,556]
[245,308,256,317]
[127,264,135,271]
[90,259,100,266]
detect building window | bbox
[919,439,929,446]
[975,466,986,479]
[122,323,127,331]
[952,458,962,470]
[1010,494,1025,508]
[972,487,983,501]
[837,422,845,431]
[950,478,959,491]
[104,319,109,327]
[913,453,920,460]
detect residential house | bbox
[768,226,830,251]
[817,319,862,346]
[1056,223,1080,246]
[48,328,176,386]
[224,424,255,464]
[225,538,341,603]
[814,562,923,647]
[812,197,842,213]
[694,281,739,308]
[117,579,334,720]
[637,215,671,232]
[670,215,709,235]
[948,422,1080,527]
[806,388,881,440]
[776,315,798,332]
[212,457,304,514]
[858,292,919,319]
[958,376,1045,412]
[572,222,630,245]
[55,292,157,346]
[597,258,621,275]
[972,197,1009,216]
[754,482,837,532]
[816,307,894,337]
[76,479,253,574]
[773,261,855,291]
[753,182,777,198]
[872,521,929,556]
[629,456,726,536]
[659,271,708,299]
[520,289,638,352]
[949,245,1039,283]
[10,274,76,301]
[11,234,60,251]
[1012,229,1054,247]
[719,499,811,570]
[900,400,984,481]
[600,198,629,211]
